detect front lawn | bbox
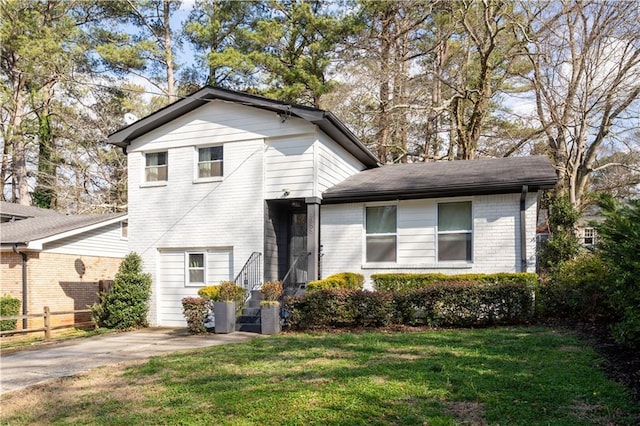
[2,327,638,425]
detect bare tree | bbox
[522,0,640,207]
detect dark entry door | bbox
[289,211,308,284]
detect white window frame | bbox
[582,227,597,247]
[185,252,206,287]
[143,151,168,185]
[194,145,224,183]
[364,203,398,264]
[436,201,473,263]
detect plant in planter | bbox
[260,280,283,335]
[181,297,208,334]
[197,285,221,331]
[213,281,245,334]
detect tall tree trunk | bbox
[163,0,176,102]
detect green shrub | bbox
[198,285,221,301]
[307,272,364,292]
[284,289,392,330]
[372,272,538,292]
[91,252,152,330]
[0,294,21,331]
[595,197,640,349]
[537,254,610,321]
[538,194,583,272]
[411,282,535,327]
[284,281,534,330]
[181,297,208,334]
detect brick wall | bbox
[0,251,122,328]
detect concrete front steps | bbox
[236,290,262,333]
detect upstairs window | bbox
[365,205,397,262]
[145,152,167,182]
[198,146,223,179]
[438,202,472,262]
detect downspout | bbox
[520,185,529,272]
[12,244,28,329]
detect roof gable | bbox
[108,86,380,168]
[322,156,558,203]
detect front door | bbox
[289,210,308,284]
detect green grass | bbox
[2,327,638,425]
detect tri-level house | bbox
[108,86,557,327]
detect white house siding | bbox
[127,101,285,326]
[157,248,233,327]
[316,132,367,195]
[44,221,128,258]
[127,100,314,152]
[320,193,539,289]
[264,135,316,199]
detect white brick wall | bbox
[320,193,540,289]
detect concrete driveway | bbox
[0,328,259,395]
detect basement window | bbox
[186,252,206,286]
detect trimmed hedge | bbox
[372,272,538,292]
[0,294,21,332]
[284,281,535,330]
[285,289,394,329]
[307,272,364,292]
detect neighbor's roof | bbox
[108,86,380,168]
[322,156,558,203]
[0,202,61,221]
[0,201,126,249]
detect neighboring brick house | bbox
[108,86,557,327]
[0,202,128,328]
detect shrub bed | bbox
[284,280,535,330]
[537,254,611,321]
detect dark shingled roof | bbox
[0,202,126,246]
[322,156,557,203]
[108,85,380,168]
[0,202,61,220]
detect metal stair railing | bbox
[234,252,262,304]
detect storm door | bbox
[289,210,308,284]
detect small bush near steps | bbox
[181,297,208,334]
